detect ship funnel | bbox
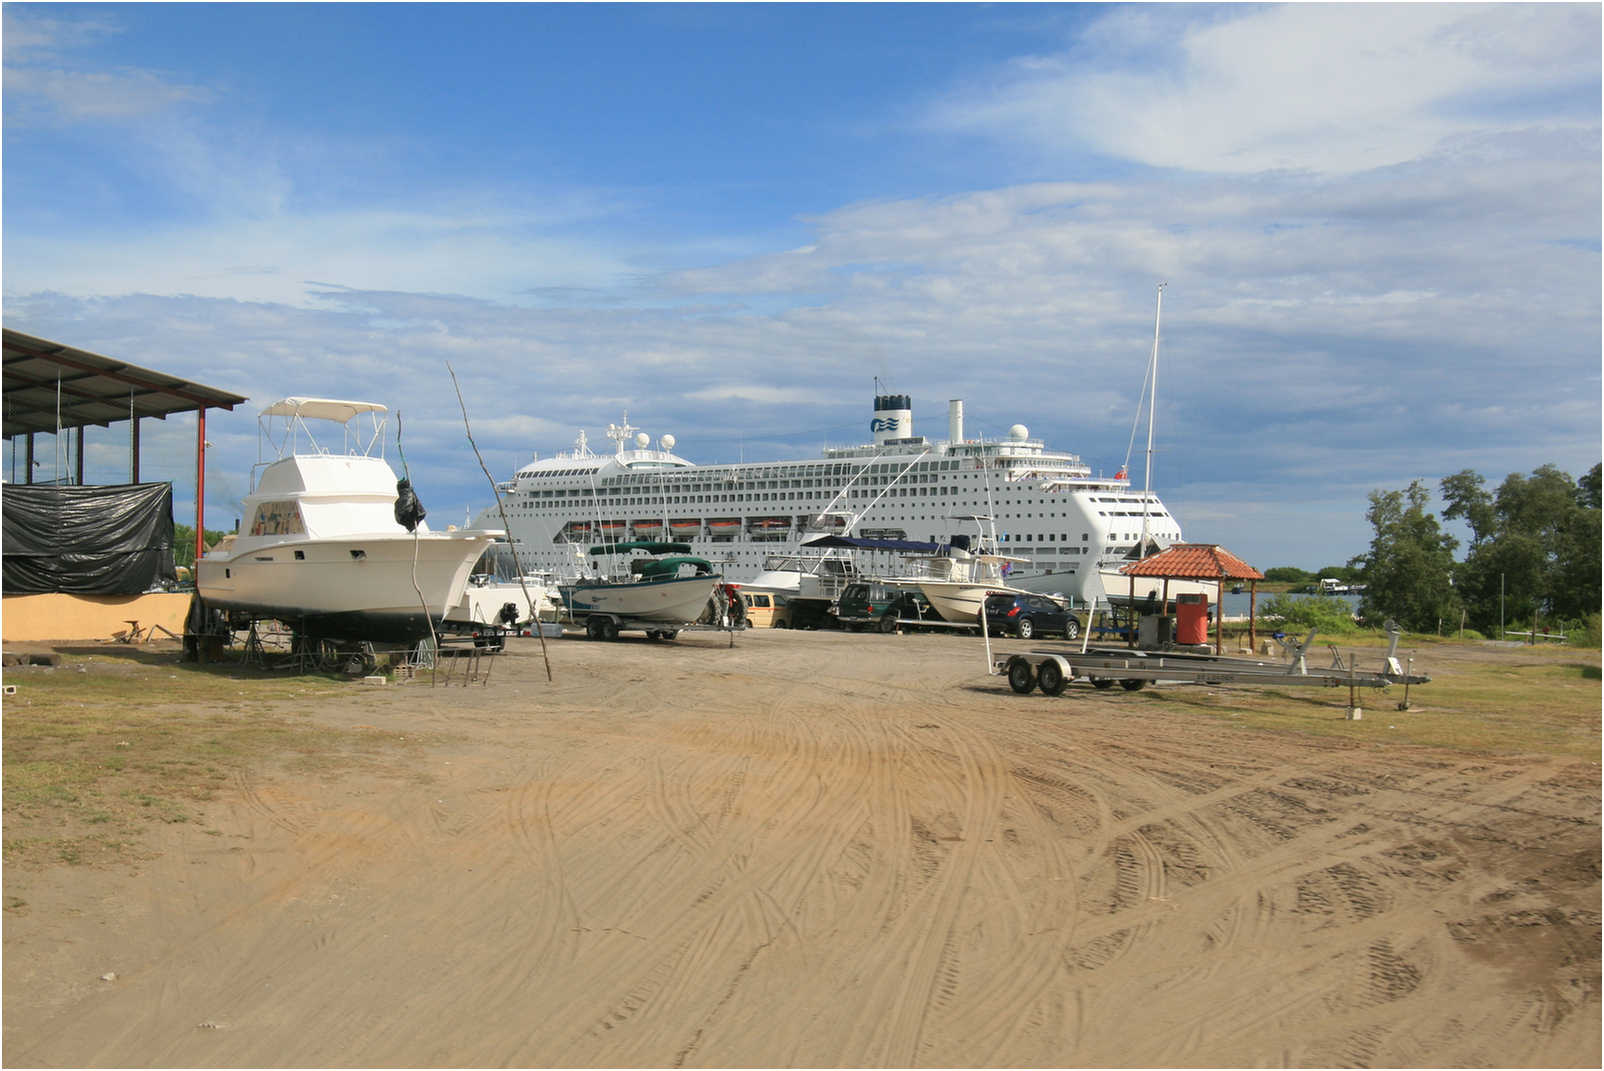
[948,399,964,444]
[871,393,912,445]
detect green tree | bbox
[1445,464,1601,633]
[1578,462,1600,510]
[172,524,230,570]
[1263,566,1313,584]
[1357,480,1460,632]
[1441,469,1495,546]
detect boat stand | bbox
[409,631,499,686]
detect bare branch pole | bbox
[447,362,554,682]
[397,412,441,687]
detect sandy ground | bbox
[4,629,1599,1068]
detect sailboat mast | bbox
[1139,282,1165,552]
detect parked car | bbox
[834,582,933,633]
[983,593,1081,640]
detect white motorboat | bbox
[196,397,498,644]
[799,521,1037,625]
[561,541,724,628]
[444,540,562,629]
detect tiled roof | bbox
[1119,542,1265,580]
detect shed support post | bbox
[1249,582,1257,652]
[25,433,34,485]
[131,416,141,483]
[1216,577,1224,655]
[74,426,84,485]
[196,407,207,565]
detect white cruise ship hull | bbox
[472,393,1188,609]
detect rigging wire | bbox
[447,363,554,681]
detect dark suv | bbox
[834,582,932,633]
[983,593,1080,640]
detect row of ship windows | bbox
[533,467,1097,495]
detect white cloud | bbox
[929,4,1600,174]
[3,64,209,121]
[5,206,646,307]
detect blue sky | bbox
[4,2,1599,570]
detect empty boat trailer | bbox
[992,626,1430,697]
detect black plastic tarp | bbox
[2,482,176,594]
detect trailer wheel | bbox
[1120,678,1145,691]
[877,614,897,634]
[1090,677,1115,690]
[585,617,605,640]
[1037,659,1067,696]
[1006,655,1036,694]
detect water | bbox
[1218,590,1361,620]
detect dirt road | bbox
[5,630,1598,1066]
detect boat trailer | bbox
[991,625,1430,702]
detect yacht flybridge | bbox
[471,391,1186,606]
[197,397,497,644]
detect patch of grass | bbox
[1148,640,1601,758]
[2,655,427,868]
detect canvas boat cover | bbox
[3,482,176,594]
[801,535,942,554]
[587,540,693,557]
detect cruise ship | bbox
[470,393,1186,606]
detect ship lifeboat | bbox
[707,518,740,542]
[669,519,701,535]
[632,519,666,537]
[750,517,791,530]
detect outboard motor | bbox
[395,478,427,532]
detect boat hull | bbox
[197,531,495,643]
[562,574,722,624]
[917,581,1038,624]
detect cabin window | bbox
[249,500,306,537]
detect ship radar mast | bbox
[606,414,639,456]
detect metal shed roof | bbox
[2,328,248,439]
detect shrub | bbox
[1257,593,1360,635]
[1562,613,1601,649]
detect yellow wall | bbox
[2,592,193,643]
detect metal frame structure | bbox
[2,329,248,564]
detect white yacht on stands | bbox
[470,392,1186,607]
[198,398,497,644]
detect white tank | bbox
[872,393,912,445]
